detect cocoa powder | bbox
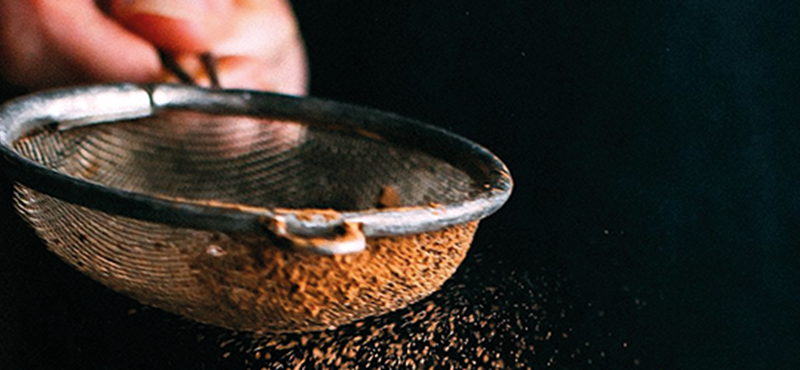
[184,221,478,333]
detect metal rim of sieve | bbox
[0,84,512,254]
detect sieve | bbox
[0,83,512,333]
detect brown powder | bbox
[171,222,478,333]
[204,254,609,370]
[18,186,479,334]
[375,186,401,209]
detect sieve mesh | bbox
[1,85,512,333]
[15,185,477,332]
[13,110,478,210]
[10,108,483,332]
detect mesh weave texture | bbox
[12,110,482,332]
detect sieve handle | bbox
[266,212,366,255]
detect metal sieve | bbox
[0,84,512,333]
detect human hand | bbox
[0,0,308,94]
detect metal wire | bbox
[158,49,220,88]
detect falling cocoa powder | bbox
[204,252,626,370]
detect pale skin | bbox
[0,0,308,94]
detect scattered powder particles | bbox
[205,247,634,369]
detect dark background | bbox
[2,1,799,368]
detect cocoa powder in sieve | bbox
[20,185,479,334]
[184,221,478,333]
[375,186,401,208]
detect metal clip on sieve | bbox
[269,211,366,255]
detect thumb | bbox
[109,0,236,53]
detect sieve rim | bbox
[0,84,512,242]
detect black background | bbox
[2,1,800,368]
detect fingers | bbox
[109,0,237,53]
[215,47,307,95]
[166,39,307,94]
[111,0,308,93]
[0,0,308,94]
[213,0,309,94]
[0,0,161,89]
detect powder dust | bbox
[208,251,627,370]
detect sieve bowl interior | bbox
[0,84,512,332]
[11,109,480,214]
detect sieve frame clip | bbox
[266,211,366,255]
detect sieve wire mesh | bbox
[9,108,483,332]
[13,110,478,211]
